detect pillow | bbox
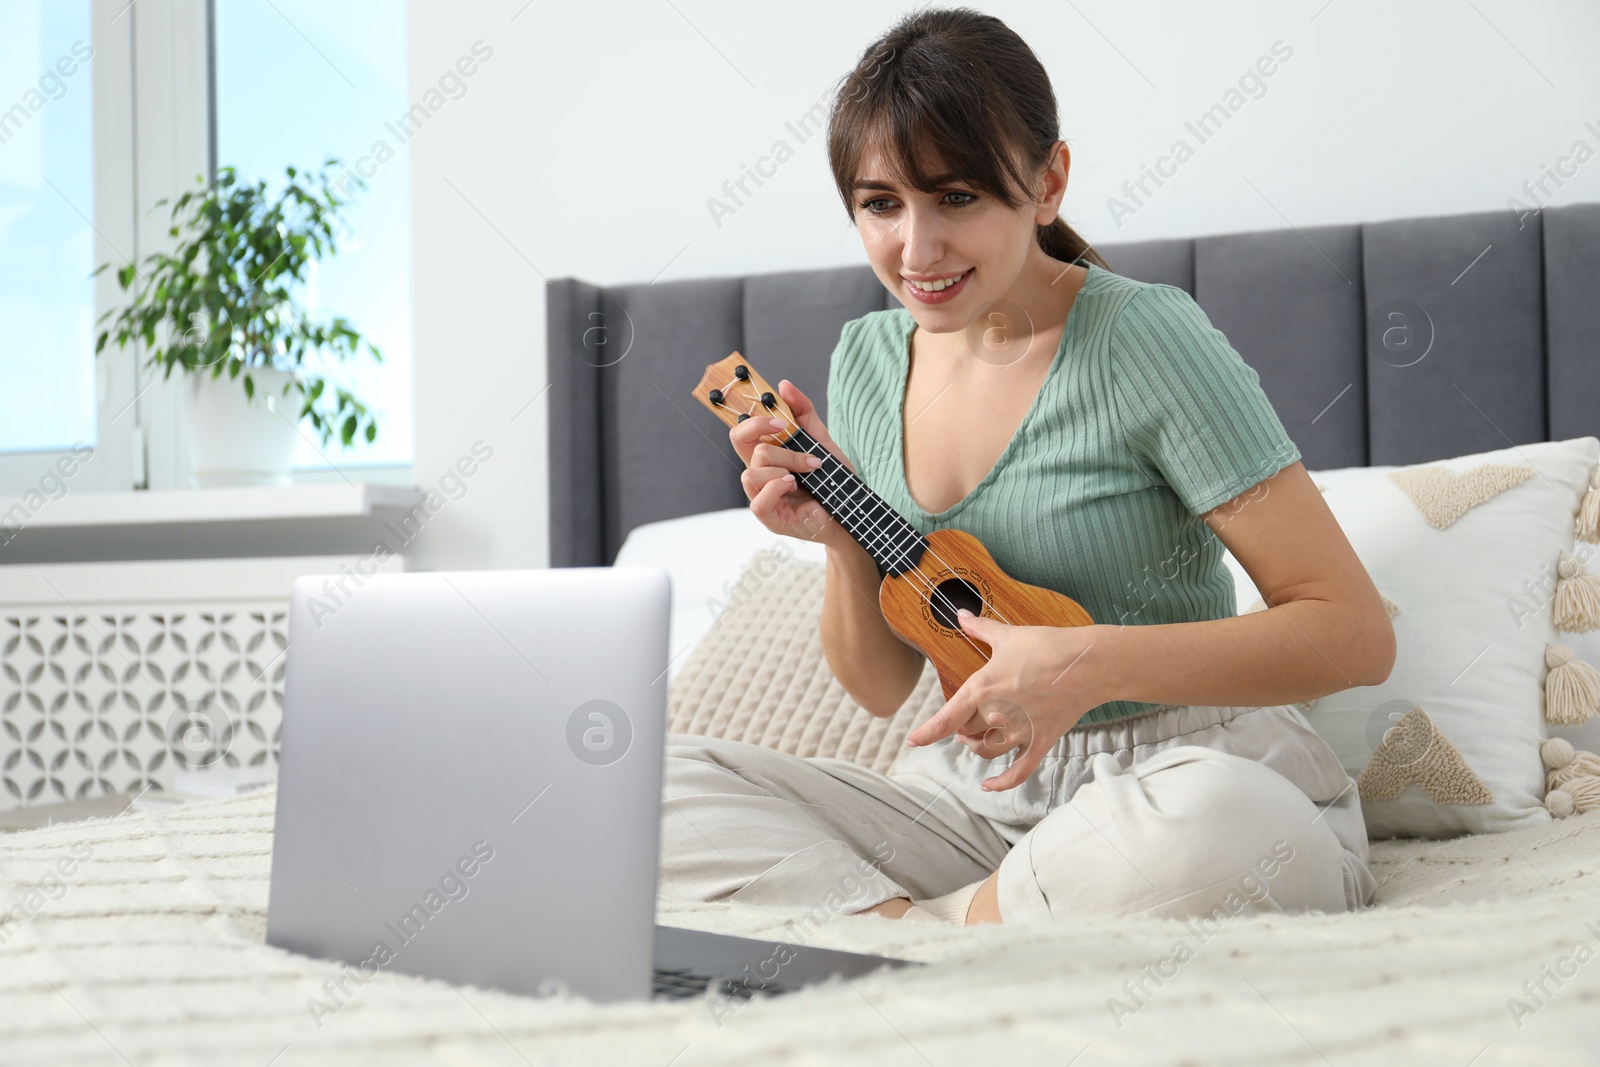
[665,545,932,772]
[613,508,826,680]
[1292,437,1600,838]
[1223,466,1600,749]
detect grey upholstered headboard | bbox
[546,203,1600,567]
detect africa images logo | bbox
[566,699,632,767]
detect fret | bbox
[781,428,927,578]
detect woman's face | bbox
[852,142,1055,336]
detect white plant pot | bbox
[178,367,301,488]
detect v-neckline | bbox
[893,263,1099,523]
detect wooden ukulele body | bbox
[879,527,1094,700]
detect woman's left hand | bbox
[903,609,1110,792]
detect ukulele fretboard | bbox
[777,426,928,579]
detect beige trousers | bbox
[658,703,1375,922]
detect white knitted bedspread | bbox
[2,790,1598,1066]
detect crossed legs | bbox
[659,733,1362,924]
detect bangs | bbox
[824,8,1108,271]
[837,60,1035,211]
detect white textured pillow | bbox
[665,546,934,772]
[612,508,826,678]
[1295,437,1600,838]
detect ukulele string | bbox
[719,377,989,647]
[725,381,975,625]
[728,380,1006,639]
[749,389,1020,628]
[799,444,1001,636]
[818,455,1022,634]
[737,387,1017,661]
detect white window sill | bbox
[0,483,428,566]
[277,464,417,488]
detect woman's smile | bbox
[902,267,974,304]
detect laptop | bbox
[264,566,919,1003]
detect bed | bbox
[4,204,1600,1064]
[1,788,1596,1063]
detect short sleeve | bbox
[1111,284,1301,516]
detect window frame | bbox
[0,0,412,497]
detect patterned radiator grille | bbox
[1,606,287,808]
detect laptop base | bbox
[651,924,920,1001]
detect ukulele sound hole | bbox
[929,578,985,631]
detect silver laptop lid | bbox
[265,566,670,1003]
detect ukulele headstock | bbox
[691,352,797,443]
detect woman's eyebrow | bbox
[853,172,961,191]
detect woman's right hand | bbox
[730,378,855,549]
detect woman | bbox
[659,7,1393,925]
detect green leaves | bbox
[93,160,384,448]
[296,382,375,450]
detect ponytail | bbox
[1037,216,1109,270]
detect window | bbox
[213,0,414,471]
[0,2,96,454]
[0,1,411,494]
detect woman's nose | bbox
[895,209,947,274]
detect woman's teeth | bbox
[908,270,969,292]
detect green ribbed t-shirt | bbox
[824,263,1301,726]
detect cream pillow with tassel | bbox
[1301,436,1600,838]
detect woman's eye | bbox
[859,191,975,214]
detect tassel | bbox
[1569,776,1600,814]
[1552,552,1600,632]
[1549,778,1600,817]
[1541,737,1600,790]
[1577,466,1600,544]
[1542,738,1600,817]
[1547,789,1575,818]
[1543,643,1600,725]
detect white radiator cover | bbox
[0,555,402,811]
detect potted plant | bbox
[95,160,382,487]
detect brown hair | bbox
[827,6,1108,271]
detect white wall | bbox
[406,0,1600,571]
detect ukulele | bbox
[692,352,1094,700]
